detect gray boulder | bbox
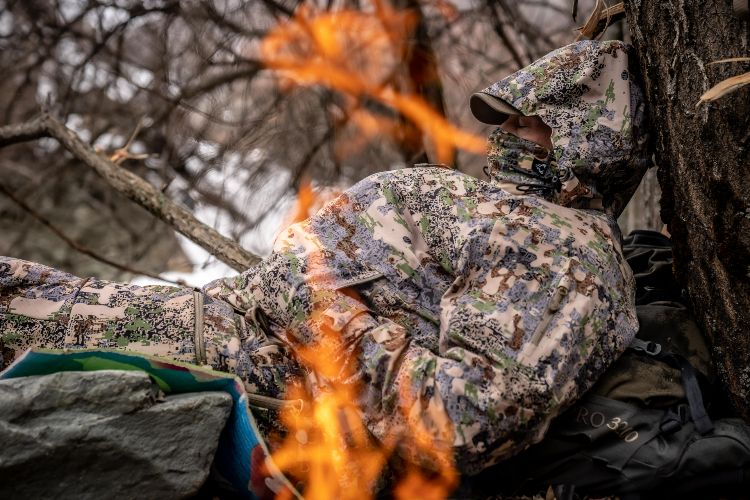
[0,370,232,499]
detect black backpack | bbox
[462,231,750,500]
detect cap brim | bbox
[470,92,522,125]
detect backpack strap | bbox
[670,354,714,434]
[660,404,689,434]
[627,338,714,434]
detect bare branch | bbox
[0,183,189,286]
[484,0,527,69]
[0,116,49,148]
[0,114,260,272]
[577,1,625,41]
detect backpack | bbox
[463,230,750,499]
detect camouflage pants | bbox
[0,257,300,400]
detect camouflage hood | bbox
[471,40,650,216]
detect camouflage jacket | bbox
[205,40,650,474]
[0,40,649,476]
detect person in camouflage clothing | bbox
[0,39,648,474]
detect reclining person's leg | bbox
[0,256,300,401]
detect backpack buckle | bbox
[629,337,662,356]
[660,404,689,435]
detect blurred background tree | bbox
[0,0,658,284]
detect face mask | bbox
[486,128,562,200]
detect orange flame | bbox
[260,3,485,164]
[268,18,466,495]
[286,180,317,226]
[269,302,458,499]
[270,322,391,500]
[282,180,345,232]
[392,368,458,499]
[273,186,458,498]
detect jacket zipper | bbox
[334,270,383,289]
[530,284,569,346]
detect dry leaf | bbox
[698,71,750,103]
[576,1,624,41]
[576,0,606,41]
[708,57,750,65]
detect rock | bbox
[0,370,232,499]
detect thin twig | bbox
[108,116,152,165]
[0,112,260,271]
[485,0,527,68]
[0,183,188,286]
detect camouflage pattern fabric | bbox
[1,39,648,476]
[203,40,648,474]
[205,168,638,474]
[476,40,650,216]
[0,257,301,402]
[486,130,563,200]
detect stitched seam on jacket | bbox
[64,276,90,340]
[193,291,206,365]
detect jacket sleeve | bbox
[335,306,545,476]
[318,268,632,476]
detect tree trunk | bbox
[624,0,750,418]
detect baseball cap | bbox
[469,92,522,125]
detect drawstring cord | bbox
[485,159,562,198]
[193,291,207,366]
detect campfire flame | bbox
[270,323,391,500]
[260,3,485,164]
[263,4,466,496]
[270,312,458,499]
[285,180,316,226]
[270,182,458,498]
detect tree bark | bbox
[624,0,750,417]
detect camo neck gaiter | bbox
[487,127,608,209]
[486,128,562,201]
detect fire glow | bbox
[270,309,458,499]
[260,2,485,164]
[260,4,467,496]
[270,322,391,500]
[269,195,458,496]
